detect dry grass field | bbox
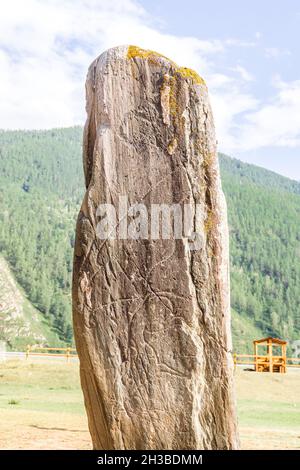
[0,360,299,450]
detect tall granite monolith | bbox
[73,45,239,450]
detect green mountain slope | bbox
[0,256,61,349]
[0,128,83,345]
[0,128,299,352]
[220,154,300,351]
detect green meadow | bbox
[0,360,299,450]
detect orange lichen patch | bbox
[177,67,206,86]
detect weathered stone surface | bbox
[73,45,239,450]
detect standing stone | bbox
[73,45,239,450]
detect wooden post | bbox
[282,344,286,373]
[254,342,258,372]
[26,345,31,360]
[268,338,273,373]
[233,353,237,372]
[66,347,70,363]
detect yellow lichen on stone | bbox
[203,152,215,172]
[129,46,206,131]
[127,45,176,66]
[127,45,156,59]
[204,209,215,234]
[167,137,178,155]
[177,67,206,86]
[127,46,206,87]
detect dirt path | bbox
[240,426,300,450]
[0,409,91,450]
[1,408,300,450]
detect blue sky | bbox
[143,0,300,179]
[1,0,300,179]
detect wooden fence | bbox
[233,354,300,369]
[26,345,77,362]
[25,347,300,368]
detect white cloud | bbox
[210,88,258,151]
[233,78,300,151]
[0,0,299,158]
[231,65,254,82]
[224,38,257,48]
[0,0,227,129]
[265,47,291,59]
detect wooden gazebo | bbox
[253,337,287,373]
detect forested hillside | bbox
[0,128,299,351]
[0,256,61,349]
[0,128,83,345]
[220,154,300,350]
